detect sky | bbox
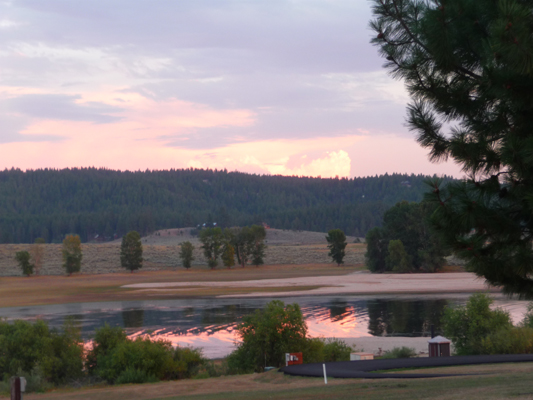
[0,0,463,178]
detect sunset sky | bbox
[0,0,463,178]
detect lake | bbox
[1,294,530,358]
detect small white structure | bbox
[350,352,374,361]
[428,335,451,357]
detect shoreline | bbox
[124,271,498,298]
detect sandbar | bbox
[123,271,496,298]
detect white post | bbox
[322,363,328,385]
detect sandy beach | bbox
[123,271,496,298]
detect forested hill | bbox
[0,168,452,243]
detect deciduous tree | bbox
[15,250,34,276]
[365,202,449,273]
[179,241,195,270]
[120,231,143,272]
[199,227,223,269]
[326,229,347,266]
[250,225,266,267]
[62,234,82,276]
[30,237,46,275]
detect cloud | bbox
[272,150,352,178]
[0,0,463,177]
[3,94,123,123]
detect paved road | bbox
[280,354,533,379]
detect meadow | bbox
[19,362,533,400]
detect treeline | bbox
[0,168,452,243]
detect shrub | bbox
[0,319,83,386]
[86,324,128,375]
[479,327,533,355]
[96,337,175,384]
[172,347,206,379]
[381,346,417,359]
[442,293,512,355]
[322,338,354,362]
[521,303,533,328]
[115,367,158,385]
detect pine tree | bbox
[371,0,533,296]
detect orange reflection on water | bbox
[126,305,370,358]
[305,306,372,338]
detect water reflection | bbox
[367,299,448,337]
[122,309,144,328]
[0,295,529,359]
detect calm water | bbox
[1,294,530,358]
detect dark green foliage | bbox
[442,294,512,355]
[172,347,206,379]
[365,201,449,273]
[114,367,158,385]
[326,229,347,265]
[15,250,34,276]
[199,227,223,269]
[365,227,388,273]
[321,338,354,362]
[370,0,533,297]
[86,324,128,375]
[0,168,447,244]
[120,231,143,272]
[179,241,195,269]
[0,319,83,386]
[227,300,354,373]
[87,324,206,384]
[381,346,417,359]
[479,327,533,355]
[226,225,266,268]
[62,234,82,276]
[221,242,235,268]
[386,239,412,273]
[250,225,266,266]
[95,337,175,384]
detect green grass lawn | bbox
[21,362,533,400]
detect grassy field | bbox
[0,263,363,307]
[0,229,366,276]
[17,362,533,400]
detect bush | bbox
[115,367,158,385]
[0,319,83,386]
[172,347,206,379]
[479,327,533,355]
[322,338,354,362]
[88,325,206,384]
[96,337,175,384]
[381,346,417,359]
[442,293,512,355]
[86,324,128,375]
